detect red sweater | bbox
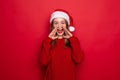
[40,36,84,80]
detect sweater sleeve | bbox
[40,37,52,66]
[69,36,84,64]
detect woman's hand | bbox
[62,26,73,39]
[48,27,58,40]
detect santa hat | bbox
[50,9,75,32]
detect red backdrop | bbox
[0,0,120,80]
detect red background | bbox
[0,0,120,80]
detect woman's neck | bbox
[58,35,63,39]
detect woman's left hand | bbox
[62,26,73,39]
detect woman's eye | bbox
[61,22,65,24]
[54,22,58,25]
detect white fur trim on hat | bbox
[69,26,75,32]
[50,11,70,25]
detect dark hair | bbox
[50,19,71,48]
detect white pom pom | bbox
[69,26,75,32]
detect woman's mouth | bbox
[57,29,63,34]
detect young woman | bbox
[40,9,84,80]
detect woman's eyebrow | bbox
[53,21,58,23]
[61,21,65,22]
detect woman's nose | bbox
[58,24,62,28]
[57,26,62,29]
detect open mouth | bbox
[57,29,63,34]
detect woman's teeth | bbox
[57,29,63,33]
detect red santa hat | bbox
[50,9,75,32]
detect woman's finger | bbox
[63,27,72,37]
[51,27,57,35]
[51,35,58,40]
[49,27,57,37]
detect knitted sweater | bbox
[40,36,84,80]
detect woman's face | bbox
[53,18,67,36]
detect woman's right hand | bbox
[48,27,58,40]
